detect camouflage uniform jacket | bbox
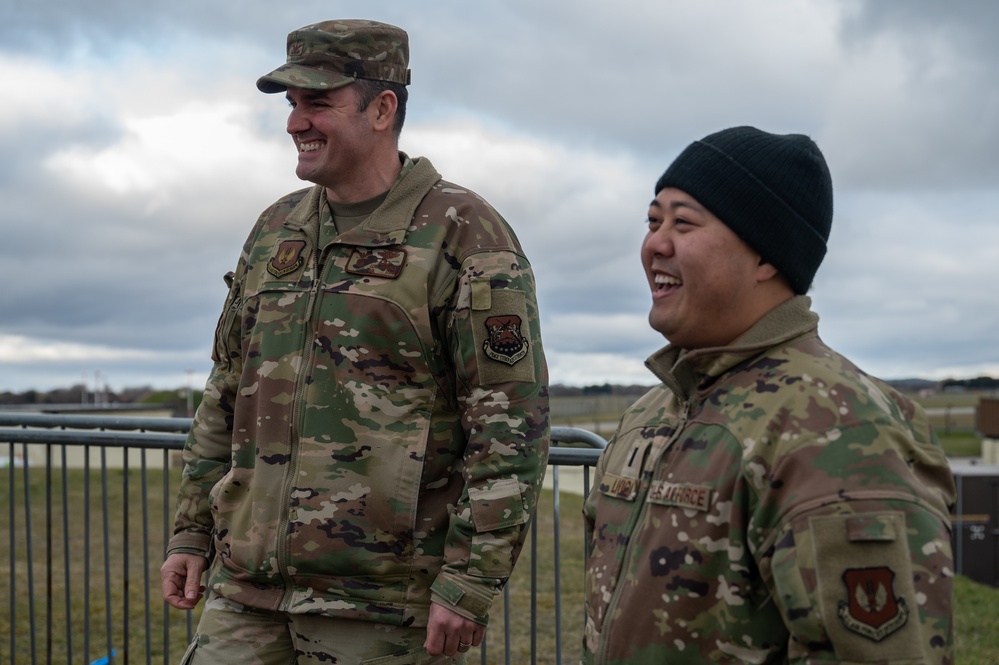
[582,296,955,664]
[167,156,550,627]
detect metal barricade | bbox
[1,414,605,665]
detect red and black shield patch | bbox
[267,240,307,278]
[838,567,909,642]
[483,314,528,366]
[345,248,407,279]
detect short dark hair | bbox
[353,79,408,136]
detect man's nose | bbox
[287,106,309,134]
[645,225,675,256]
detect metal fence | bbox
[1,413,604,665]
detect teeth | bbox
[654,274,681,286]
[300,142,323,152]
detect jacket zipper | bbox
[595,398,691,664]
[276,236,327,611]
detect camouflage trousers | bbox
[181,593,463,665]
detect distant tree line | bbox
[550,383,655,397]
[1,384,89,405]
[3,382,656,404]
[2,376,996,408]
[940,376,999,391]
[0,384,168,406]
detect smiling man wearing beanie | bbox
[581,126,955,664]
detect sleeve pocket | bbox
[468,478,528,532]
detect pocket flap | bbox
[468,478,528,532]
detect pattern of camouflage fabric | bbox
[168,155,550,628]
[181,593,460,664]
[582,296,955,664]
[257,19,411,94]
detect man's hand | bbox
[424,602,485,657]
[160,552,208,610]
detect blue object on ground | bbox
[90,649,117,665]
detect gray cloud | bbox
[2,0,998,392]
[821,0,999,189]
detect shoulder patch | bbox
[483,314,529,365]
[471,288,536,385]
[838,567,909,641]
[809,512,923,660]
[268,240,308,278]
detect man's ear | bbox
[756,259,796,295]
[755,258,781,283]
[369,90,398,132]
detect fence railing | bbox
[1,413,604,665]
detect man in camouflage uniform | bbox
[160,19,549,664]
[582,126,955,664]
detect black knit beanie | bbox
[654,126,833,295]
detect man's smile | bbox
[299,141,324,153]
[652,271,682,296]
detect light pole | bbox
[186,369,194,417]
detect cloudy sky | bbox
[1,0,997,395]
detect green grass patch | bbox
[938,431,983,458]
[954,574,999,665]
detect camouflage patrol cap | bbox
[256,19,411,94]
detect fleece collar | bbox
[645,295,820,402]
[283,154,442,247]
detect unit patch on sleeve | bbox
[471,287,536,385]
[345,248,407,279]
[483,315,528,366]
[267,240,308,278]
[837,567,909,642]
[810,512,922,660]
